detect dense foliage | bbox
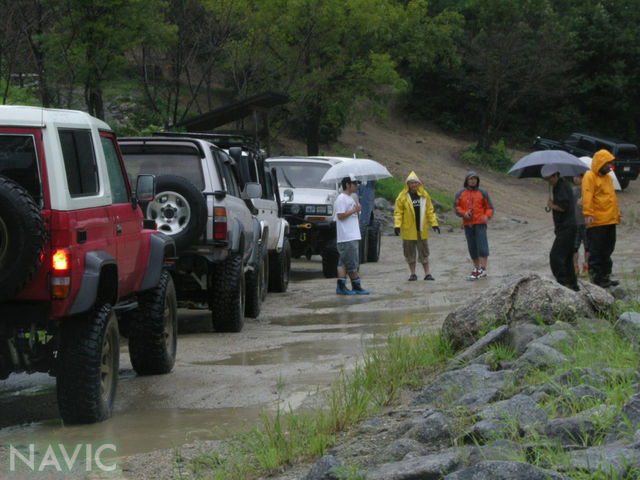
[2,0,640,152]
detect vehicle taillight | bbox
[213,207,227,241]
[50,248,71,299]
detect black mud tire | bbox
[619,177,630,190]
[128,270,178,375]
[146,175,207,251]
[359,225,369,265]
[321,246,339,278]
[245,243,266,319]
[56,304,119,424]
[366,221,382,262]
[0,176,44,302]
[268,237,291,292]
[210,252,245,332]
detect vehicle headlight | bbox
[305,205,316,214]
[316,206,327,214]
[327,206,333,215]
[290,204,301,215]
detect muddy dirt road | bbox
[1,205,639,479]
[2,116,640,479]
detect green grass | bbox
[177,330,452,479]
[178,302,640,480]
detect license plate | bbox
[624,166,631,172]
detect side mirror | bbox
[136,174,155,202]
[242,182,262,199]
[283,189,293,202]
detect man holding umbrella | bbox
[334,174,370,295]
[541,164,579,291]
[582,149,620,288]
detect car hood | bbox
[279,187,338,205]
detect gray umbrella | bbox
[508,150,589,178]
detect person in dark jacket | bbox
[541,164,579,291]
[454,171,493,280]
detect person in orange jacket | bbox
[581,149,620,288]
[454,171,494,280]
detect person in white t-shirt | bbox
[334,174,370,295]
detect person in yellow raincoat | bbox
[393,172,440,281]
[581,149,620,288]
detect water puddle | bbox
[0,307,447,462]
[0,406,264,460]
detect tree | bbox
[241,0,407,155]
[460,0,571,150]
[45,0,172,119]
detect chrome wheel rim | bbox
[147,191,191,236]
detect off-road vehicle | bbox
[265,156,381,278]
[0,106,177,424]
[534,132,640,189]
[118,136,263,329]
[151,132,291,299]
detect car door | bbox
[214,149,255,255]
[101,133,143,294]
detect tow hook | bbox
[297,223,311,242]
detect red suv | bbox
[0,106,177,424]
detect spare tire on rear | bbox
[0,176,44,301]
[145,175,207,251]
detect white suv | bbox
[118,136,264,331]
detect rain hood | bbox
[591,149,615,175]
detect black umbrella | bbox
[508,150,589,178]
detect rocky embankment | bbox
[297,273,640,480]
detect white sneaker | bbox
[477,267,487,278]
[467,268,479,280]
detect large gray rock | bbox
[302,454,342,480]
[566,446,640,477]
[506,323,547,356]
[366,450,460,480]
[406,411,453,445]
[480,394,547,427]
[454,388,501,409]
[614,311,640,345]
[442,273,611,349]
[410,364,512,406]
[552,367,605,387]
[448,325,509,367]
[381,438,429,462]
[515,343,568,372]
[544,416,595,446]
[443,460,569,479]
[535,329,574,349]
[606,393,640,440]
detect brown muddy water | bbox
[0,306,442,462]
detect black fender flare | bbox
[246,218,263,268]
[68,251,117,315]
[229,218,245,254]
[140,232,176,291]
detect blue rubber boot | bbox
[336,278,356,295]
[351,278,370,295]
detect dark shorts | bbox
[573,224,589,252]
[337,240,359,272]
[464,224,489,259]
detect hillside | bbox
[275,112,553,224]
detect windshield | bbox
[270,162,331,188]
